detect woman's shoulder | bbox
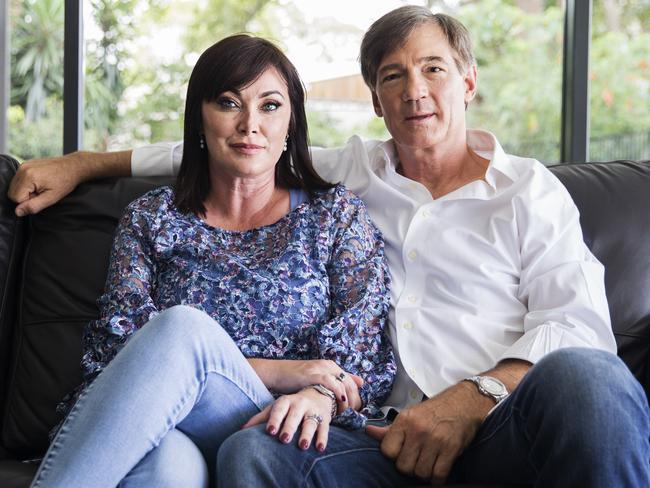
[125,185,174,214]
[309,184,366,211]
[121,186,175,230]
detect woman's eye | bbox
[217,98,238,109]
[426,66,442,73]
[262,101,281,112]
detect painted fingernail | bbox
[317,443,325,452]
[341,395,347,402]
[300,439,309,450]
[280,433,290,443]
[267,425,277,435]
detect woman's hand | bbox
[242,388,335,451]
[248,358,364,412]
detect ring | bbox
[335,372,346,382]
[304,414,323,426]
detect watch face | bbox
[481,377,506,395]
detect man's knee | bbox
[519,347,649,428]
[217,426,297,486]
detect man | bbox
[8,6,650,486]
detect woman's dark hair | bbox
[174,34,333,215]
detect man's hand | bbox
[8,150,132,217]
[366,359,531,485]
[366,382,491,484]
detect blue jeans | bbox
[30,305,274,488]
[218,348,650,487]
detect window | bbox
[8,0,64,160]
[589,0,650,161]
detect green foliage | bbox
[8,99,63,159]
[11,0,64,121]
[460,0,564,160]
[182,0,277,53]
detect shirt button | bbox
[422,210,431,218]
[408,368,417,377]
[410,389,420,399]
[402,321,413,330]
[407,250,418,261]
[407,295,418,303]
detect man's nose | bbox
[402,73,427,102]
[237,109,259,134]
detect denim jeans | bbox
[218,348,650,487]
[30,305,274,488]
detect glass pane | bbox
[589,0,650,161]
[8,0,64,160]
[461,0,563,164]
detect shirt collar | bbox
[466,129,519,190]
[374,129,519,192]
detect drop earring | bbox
[283,136,288,152]
[199,134,206,150]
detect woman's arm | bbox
[319,187,396,411]
[80,194,160,381]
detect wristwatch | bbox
[464,375,509,405]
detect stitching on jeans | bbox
[511,405,540,476]
[31,378,100,485]
[303,447,381,480]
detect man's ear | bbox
[464,65,478,106]
[371,90,383,117]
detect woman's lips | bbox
[230,143,264,154]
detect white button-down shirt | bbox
[132,129,616,410]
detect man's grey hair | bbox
[359,5,476,90]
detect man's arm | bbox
[366,359,530,485]
[8,150,132,216]
[8,140,183,216]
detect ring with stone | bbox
[335,372,347,382]
[304,413,323,426]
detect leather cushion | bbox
[550,160,650,396]
[1,176,173,458]
[0,157,25,430]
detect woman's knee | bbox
[121,430,208,488]
[146,305,231,347]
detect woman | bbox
[30,35,395,487]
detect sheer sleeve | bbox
[80,194,162,382]
[317,187,395,427]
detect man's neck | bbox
[395,138,489,199]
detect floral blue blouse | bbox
[65,184,395,429]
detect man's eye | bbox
[426,66,442,73]
[382,73,400,83]
[262,101,281,112]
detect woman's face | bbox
[201,67,291,180]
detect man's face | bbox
[371,23,477,152]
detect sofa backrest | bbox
[0,169,173,458]
[550,160,650,391]
[0,157,648,459]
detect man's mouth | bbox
[404,113,435,122]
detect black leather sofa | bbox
[0,153,649,487]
